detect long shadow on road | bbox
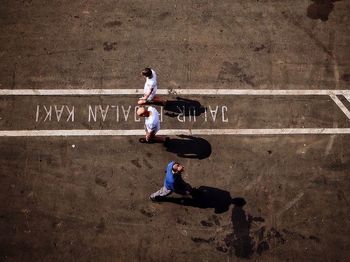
[157,186,232,214]
[156,185,279,258]
[159,191,270,258]
[224,198,255,258]
[163,135,212,160]
[163,97,206,117]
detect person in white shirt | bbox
[138,68,166,105]
[137,106,165,143]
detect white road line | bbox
[277,192,304,218]
[0,89,349,96]
[1,128,350,137]
[325,134,336,156]
[330,94,350,120]
[345,95,350,103]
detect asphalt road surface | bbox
[0,1,350,261]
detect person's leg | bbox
[138,95,166,106]
[150,186,172,201]
[147,130,165,143]
[139,127,150,143]
[151,95,167,106]
[138,93,155,106]
[174,179,193,196]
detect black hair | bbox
[141,67,153,78]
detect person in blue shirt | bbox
[150,161,193,201]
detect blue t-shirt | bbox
[164,161,176,190]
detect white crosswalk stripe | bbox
[0,128,350,137]
[330,94,350,120]
[0,89,349,96]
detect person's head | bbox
[136,107,150,117]
[141,67,152,78]
[172,162,184,173]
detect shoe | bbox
[163,137,170,146]
[149,195,156,201]
[139,138,148,143]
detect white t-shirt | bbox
[144,69,157,101]
[145,106,160,133]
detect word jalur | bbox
[35,105,229,123]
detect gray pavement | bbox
[0,0,350,261]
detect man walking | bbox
[150,161,193,201]
[137,106,164,143]
[138,67,166,105]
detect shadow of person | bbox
[307,0,339,21]
[164,135,212,159]
[158,186,232,214]
[224,197,255,259]
[164,97,205,117]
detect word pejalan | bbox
[35,105,228,123]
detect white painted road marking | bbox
[330,94,350,120]
[276,192,305,218]
[0,89,349,96]
[0,128,350,137]
[0,89,349,136]
[345,95,350,103]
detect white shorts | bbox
[147,93,156,101]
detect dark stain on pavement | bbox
[158,11,171,20]
[326,159,350,172]
[254,44,265,52]
[0,143,26,160]
[95,177,108,188]
[217,198,287,258]
[307,0,340,21]
[131,159,141,168]
[218,62,255,86]
[200,220,214,227]
[96,218,106,234]
[283,229,321,243]
[201,9,213,23]
[216,246,228,252]
[309,235,321,242]
[142,158,153,169]
[140,209,154,217]
[145,152,152,158]
[201,215,221,227]
[266,228,286,245]
[103,42,117,51]
[256,226,266,242]
[336,190,350,207]
[176,217,187,225]
[341,74,350,82]
[256,241,269,255]
[282,12,334,56]
[212,215,221,226]
[104,20,123,28]
[191,237,215,244]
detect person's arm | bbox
[145,130,156,141]
[145,122,157,141]
[139,84,154,100]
